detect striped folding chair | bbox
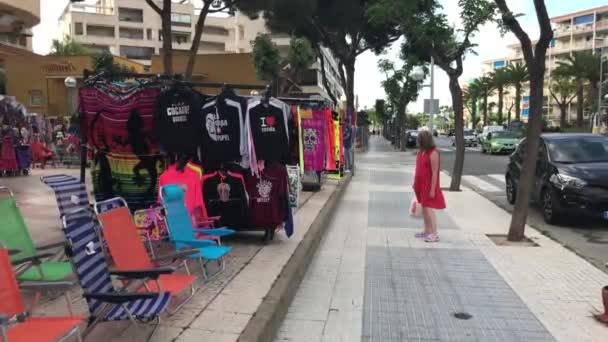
[40,175,90,219]
[61,208,172,338]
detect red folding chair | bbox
[94,198,198,314]
[0,247,84,342]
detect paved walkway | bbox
[275,136,608,342]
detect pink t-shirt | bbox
[302,110,326,172]
[159,163,206,218]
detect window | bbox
[203,26,229,36]
[158,30,163,41]
[118,8,143,23]
[574,14,594,25]
[199,41,225,52]
[87,25,115,38]
[75,22,83,35]
[29,90,44,106]
[300,69,319,86]
[147,29,152,40]
[239,25,244,40]
[119,27,143,39]
[172,32,191,44]
[120,46,155,60]
[171,13,191,27]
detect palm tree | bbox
[504,62,529,121]
[555,51,600,127]
[470,76,495,126]
[490,68,510,125]
[49,36,90,56]
[464,82,481,129]
[549,76,577,128]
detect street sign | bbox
[424,99,439,114]
[521,96,530,119]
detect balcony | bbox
[87,25,115,38]
[0,0,41,31]
[553,26,571,38]
[572,41,593,51]
[119,27,144,40]
[597,20,608,31]
[68,4,113,16]
[118,8,143,23]
[572,24,594,35]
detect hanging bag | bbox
[409,198,422,218]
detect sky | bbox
[33,0,608,112]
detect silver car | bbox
[451,130,478,147]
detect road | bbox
[434,136,608,273]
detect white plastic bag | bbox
[409,198,422,218]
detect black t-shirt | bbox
[154,86,204,154]
[202,171,249,229]
[246,98,290,163]
[200,95,246,167]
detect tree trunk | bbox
[497,87,504,125]
[345,62,356,121]
[397,100,407,151]
[508,68,544,242]
[482,95,489,125]
[161,0,173,75]
[515,84,522,121]
[185,2,212,80]
[560,104,568,128]
[590,81,599,116]
[576,82,584,127]
[449,74,465,191]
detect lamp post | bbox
[594,38,606,134]
[412,57,436,132]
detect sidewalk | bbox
[0,167,347,341]
[276,136,608,342]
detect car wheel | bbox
[481,145,486,154]
[542,188,560,224]
[452,142,455,147]
[506,175,516,205]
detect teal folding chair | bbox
[161,184,234,278]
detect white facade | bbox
[58,0,343,101]
[481,5,608,125]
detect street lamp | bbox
[411,57,436,133]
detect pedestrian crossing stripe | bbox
[438,147,482,152]
[462,175,503,193]
[488,174,505,184]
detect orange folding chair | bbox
[0,247,84,342]
[93,198,198,314]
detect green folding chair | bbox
[0,187,73,282]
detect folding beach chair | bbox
[0,247,84,342]
[61,208,172,337]
[161,185,234,278]
[40,175,90,219]
[94,197,198,314]
[0,187,73,283]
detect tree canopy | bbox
[49,36,90,56]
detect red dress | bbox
[414,147,446,209]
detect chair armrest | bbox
[36,239,68,251]
[83,292,158,304]
[151,249,198,264]
[173,239,217,248]
[19,280,74,292]
[109,267,175,280]
[12,252,55,266]
[192,227,235,237]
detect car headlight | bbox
[491,142,499,147]
[550,174,587,189]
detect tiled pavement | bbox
[276,137,608,342]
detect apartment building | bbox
[58,0,343,102]
[481,5,608,125]
[0,0,40,50]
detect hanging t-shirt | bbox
[159,162,206,217]
[200,95,247,167]
[301,110,326,172]
[245,163,288,229]
[154,86,204,154]
[325,110,337,171]
[202,171,248,229]
[246,98,290,166]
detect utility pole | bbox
[429,56,435,133]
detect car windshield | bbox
[464,130,473,135]
[492,131,516,139]
[548,137,608,163]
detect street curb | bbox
[238,174,353,342]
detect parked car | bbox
[451,130,478,147]
[505,134,608,224]
[481,131,519,154]
[405,130,419,147]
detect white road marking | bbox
[462,175,503,193]
[488,174,506,184]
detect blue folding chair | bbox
[161,184,234,279]
[62,208,173,338]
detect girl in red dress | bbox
[413,130,446,242]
